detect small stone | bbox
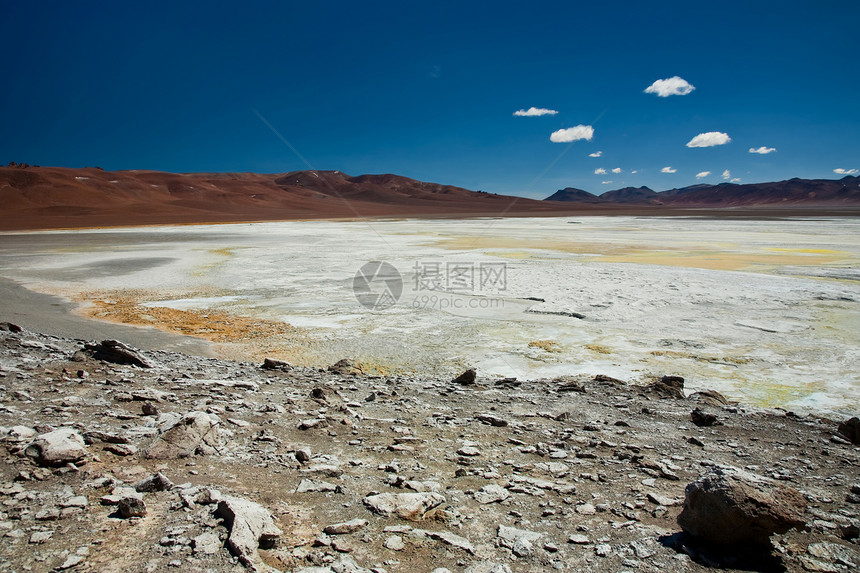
[384,535,405,551]
[29,530,53,544]
[568,534,590,544]
[324,519,368,535]
[595,543,612,557]
[118,497,147,518]
[474,484,510,504]
[56,554,85,570]
[575,503,596,515]
[299,419,328,430]
[295,447,312,463]
[61,496,88,508]
[457,446,481,457]
[192,532,222,555]
[452,368,477,385]
[134,472,174,492]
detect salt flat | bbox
[0,216,858,415]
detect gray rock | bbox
[474,484,510,504]
[84,339,154,368]
[427,530,475,554]
[383,535,405,550]
[24,427,88,466]
[192,531,223,555]
[363,492,445,521]
[452,368,477,385]
[215,495,283,571]
[144,411,222,459]
[134,472,174,492]
[118,496,147,518]
[324,519,368,535]
[463,563,513,573]
[838,417,860,445]
[678,466,806,546]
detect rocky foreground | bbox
[0,323,858,573]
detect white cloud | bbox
[550,125,594,143]
[631,170,638,174]
[730,178,742,183]
[644,76,695,97]
[686,132,731,148]
[611,167,622,174]
[594,168,607,175]
[514,107,559,117]
[661,166,677,173]
[696,171,711,179]
[834,168,859,175]
[722,169,731,179]
[749,146,777,154]
[589,151,602,157]
[602,181,613,185]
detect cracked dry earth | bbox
[0,325,858,573]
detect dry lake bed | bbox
[1,216,858,416]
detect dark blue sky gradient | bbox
[1,1,858,197]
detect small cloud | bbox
[696,171,711,179]
[602,181,614,185]
[550,125,594,143]
[730,178,742,183]
[631,170,638,174]
[749,146,777,154]
[611,167,622,174]
[834,168,859,175]
[644,76,695,97]
[589,151,603,157]
[661,166,677,173]
[514,107,559,117]
[722,169,731,179]
[687,132,731,148]
[594,168,607,175]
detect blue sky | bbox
[1,1,858,198]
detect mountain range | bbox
[1,165,859,230]
[545,176,860,207]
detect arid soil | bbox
[0,324,857,572]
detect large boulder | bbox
[24,427,88,466]
[215,496,282,571]
[678,466,806,546]
[83,339,154,368]
[452,368,477,385]
[363,492,445,521]
[645,375,685,399]
[837,417,860,445]
[144,411,223,459]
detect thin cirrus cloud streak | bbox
[550,125,594,143]
[834,168,859,175]
[513,107,559,117]
[687,132,731,148]
[661,166,677,173]
[696,171,711,179]
[749,146,777,154]
[644,76,695,97]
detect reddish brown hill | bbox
[0,166,568,230]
